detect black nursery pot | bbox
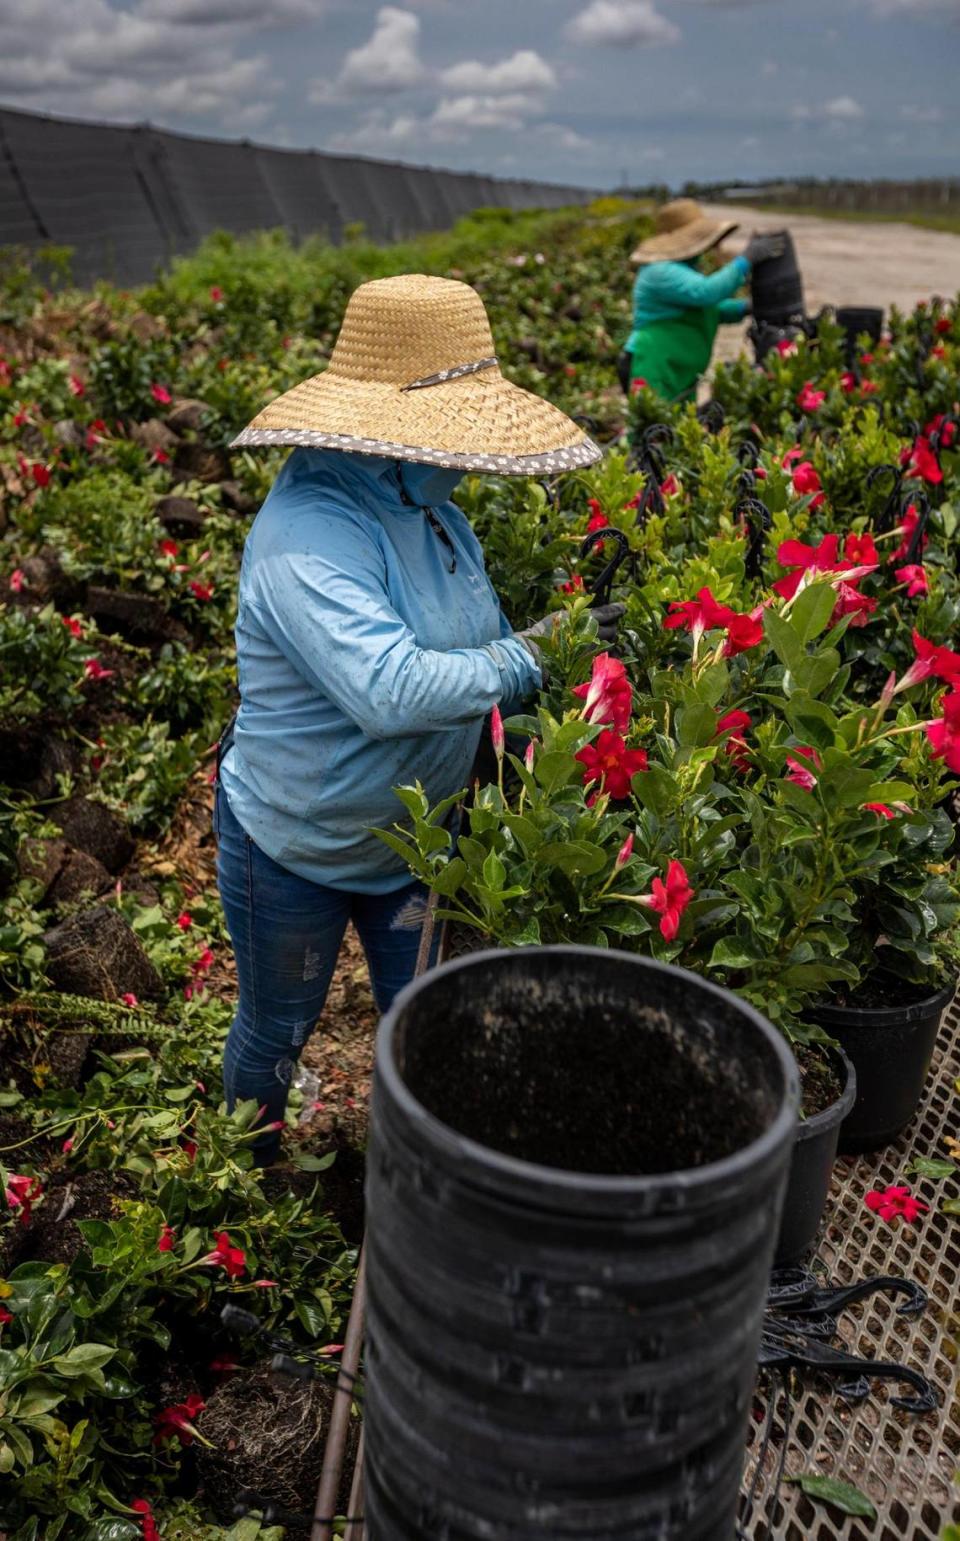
[365,946,799,1541]
[749,230,804,327]
[810,978,957,1154]
[774,1050,856,1268]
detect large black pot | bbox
[836,304,884,361]
[365,946,799,1540]
[774,1050,856,1267]
[811,977,956,1153]
[749,230,804,327]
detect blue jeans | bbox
[215,784,437,1162]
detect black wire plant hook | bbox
[866,462,906,532]
[578,525,632,608]
[737,496,773,582]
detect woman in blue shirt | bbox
[218,273,619,1160]
[621,200,784,401]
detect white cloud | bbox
[429,92,536,132]
[140,0,316,22]
[329,6,425,97]
[900,103,944,121]
[824,95,865,119]
[565,0,681,46]
[534,121,593,152]
[440,49,556,95]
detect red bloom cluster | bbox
[890,504,929,564]
[647,860,694,942]
[925,692,960,774]
[131,1498,162,1541]
[157,1224,176,1253]
[896,564,928,598]
[786,746,821,790]
[200,1230,246,1278]
[796,381,826,413]
[716,709,752,771]
[4,1174,42,1223]
[573,652,632,735]
[83,657,114,682]
[864,1185,927,1225]
[576,731,648,801]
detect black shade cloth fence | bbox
[0,104,596,287]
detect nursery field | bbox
[1,196,960,1538]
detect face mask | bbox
[398,461,463,507]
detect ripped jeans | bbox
[215,783,437,1163]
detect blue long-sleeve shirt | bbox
[221,448,540,892]
[626,255,750,353]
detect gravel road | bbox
[700,202,960,369]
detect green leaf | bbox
[791,582,837,644]
[534,749,579,795]
[295,1298,328,1337]
[0,1442,15,1474]
[50,1343,116,1376]
[940,1198,960,1214]
[676,702,717,749]
[708,938,760,970]
[429,857,467,897]
[786,1475,876,1519]
[907,1157,956,1179]
[293,1150,336,1171]
[482,849,506,890]
[535,841,607,877]
[764,607,804,672]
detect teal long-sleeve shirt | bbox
[221,448,541,892]
[626,255,750,353]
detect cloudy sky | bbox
[1,0,956,186]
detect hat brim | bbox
[231,367,601,476]
[630,217,739,266]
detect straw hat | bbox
[631,198,739,266]
[231,273,601,476]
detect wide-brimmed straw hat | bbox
[231,273,600,476]
[630,198,739,266]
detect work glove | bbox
[517,603,625,659]
[744,232,786,267]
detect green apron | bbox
[629,304,720,403]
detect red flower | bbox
[159,538,179,559]
[934,315,951,335]
[776,338,797,357]
[905,436,942,486]
[68,374,85,397]
[860,379,878,395]
[182,1138,198,1161]
[660,473,680,497]
[663,586,736,640]
[840,371,856,393]
[153,1392,206,1446]
[830,581,876,629]
[931,345,946,360]
[83,657,114,682]
[9,569,24,593]
[193,946,214,975]
[630,377,648,393]
[85,419,106,450]
[902,631,960,692]
[647,859,694,942]
[564,364,577,378]
[176,911,193,930]
[844,531,878,567]
[210,285,224,302]
[572,652,633,735]
[13,406,30,427]
[158,1224,176,1252]
[723,607,765,658]
[150,383,172,405]
[490,704,504,759]
[785,746,822,790]
[131,1498,162,1541]
[773,533,839,599]
[864,1184,928,1225]
[860,351,874,365]
[120,992,139,1007]
[925,691,960,774]
[576,730,648,801]
[524,738,537,773]
[62,1137,74,1153]
[0,1306,12,1326]
[5,1174,42,1223]
[189,580,214,602]
[199,1230,246,1278]
[895,564,928,598]
[152,449,170,465]
[560,573,584,593]
[863,802,896,819]
[797,381,826,413]
[28,462,51,488]
[716,709,752,771]
[788,459,825,511]
[890,504,930,564]
[61,614,83,639]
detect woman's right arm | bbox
[251,516,540,741]
[645,256,750,310]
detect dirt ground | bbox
[702,202,960,370]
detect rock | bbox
[131,418,179,455]
[45,1031,91,1089]
[165,398,210,435]
[18,837,69,897]
[173,442,232,485]
[218,480,258,518]
[51,796,134,874]
[154,494,208,537]
[42,905,163,1002]
[84,585,190,645]
[15,547,75,605]
[47,848,113,908]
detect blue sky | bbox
[1,0,956,186]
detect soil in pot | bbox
[407,1005,767,1175]
[775,1046,856,1268]
[797,1044,844,1115]
[197,1363,358,1532]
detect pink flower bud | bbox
[490,704,505,759]
[524,738,537,773]
[615,833,634,870]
